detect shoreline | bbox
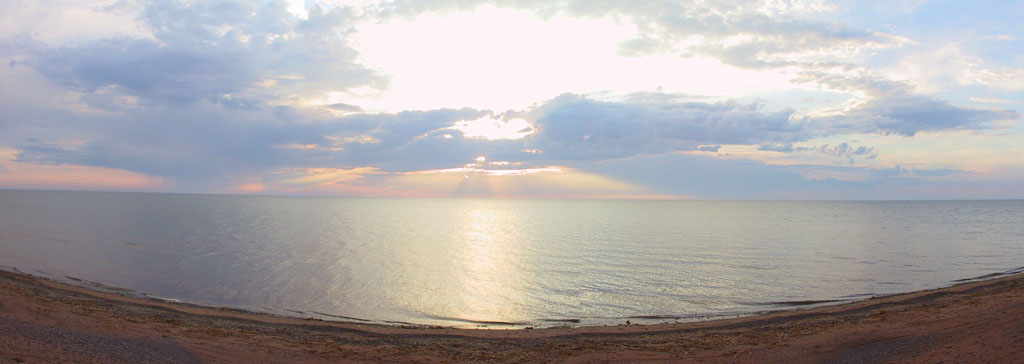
[3,268,1024,362]
[16,264,1023,331]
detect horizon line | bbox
[2,187,1021,202]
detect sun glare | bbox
[452,117,533,140]
[348,6,797,112]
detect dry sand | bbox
[2,268,1024,363]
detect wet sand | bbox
[2,269,1023,363]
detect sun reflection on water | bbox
[448,203,531,324]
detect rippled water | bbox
[1,190,1022,327]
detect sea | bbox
[1,189,1022,328]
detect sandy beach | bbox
[2,268,1023,363]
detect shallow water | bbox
[1,190,1022,327]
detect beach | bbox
[2,269,1023,363]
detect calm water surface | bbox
[1,190,1022,327]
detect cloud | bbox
[30,38,254,105]
[580,152,813,199]
[0,0,148,44]
[364,2,1020,138]
[796,74,1021,136]
[888,45,1024,92]
[833,94,1019,136]
[869,165,962,179]
[9,104,494,187]
[0,147,164,190]
[2,1,1022,198]
[815,142,878,159]
[758,143,795,152]
[364,2,1016,140]
[373,0,906,69]
[19,0,383,109]
[5,82,1017,193]
[325,103,364,112]
[970,97,1021,105]
[520,93,805,161]
[580,152,996,199]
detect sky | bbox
[1,0,1022,199]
